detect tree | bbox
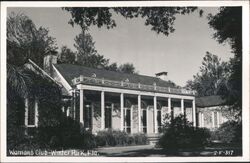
[73,31,110,68]
[118,63,137,74]
[58,46,76,64]
[7,12,58,68]
[105,62,118,72]
[63,7,201,36]
[208,7,242,114]
[7,13,62,150]
[186,52,230,97]
[7,12,59,100]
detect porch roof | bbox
[196,95,227,107]
[54,64,176,88]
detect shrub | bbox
[211,120,242,144]
[95,129,148,147]
[158,114,210,151]
[31,117,97,150]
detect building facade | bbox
[49,57,197,135]
[196,95,232,130]
[23,56,234,135]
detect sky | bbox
[7,7,234,87]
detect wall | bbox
[197,105,231,129]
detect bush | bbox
[211,120,242,144]
[29,117,96,150]
[158,115,210,151]
[95,129,148,147]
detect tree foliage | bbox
[208,7,242,113]
[118,63,137,74]
[62,7,201,73]
[73,31,110,68]
[58,46,76,64]
[7,12,62,150]
[186,52,230,97]
[158,114,210,151]
[63,7,200,36]
[7,12,58,68]
[66,31,137,74]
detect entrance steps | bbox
[147,133,160,145]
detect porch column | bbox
[101,91,105,130]
[199,112,204,127]
[73,90,76,120]
[212,111,215,128]
[198,112,202,127]
[120,93,124,131]
[24,98,28,126]
[201,113,204,127]
[154,96,158,133]
[138,94,141,132]
[217,112,220,128]
[34,99,39,127]
[181,98,184,115]
[80,89,84,124]
[168,97,171,116]
[192,99,196,127]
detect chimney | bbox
[43,51,58,77]
[155,71,168,81]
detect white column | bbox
[34,99,39,127]
[73,90,76,120]
[66,107,70,117]
[80,89,84,124]
[168,97,171,116]
[198,112,201,127]
[181,99,184,115]
[201,113,204,127]
[120,93,124,131]
[154,96,158,133]
[101,91,105,130]
[24,98,28,126]
[212,111,215,128]
[130,106,133,134]
[217,111,220,128]
[138,94,141,132]
[192,99,196,127]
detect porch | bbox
[65,75,197,134]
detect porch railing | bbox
[72,75,195,96]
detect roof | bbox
[54,64,176,88]
[196,95,227,107]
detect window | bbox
[105,103,112,129]
[28,99,35,126]
[25,98,38,127]
[84,102,92,129]
[213,111,219,128]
